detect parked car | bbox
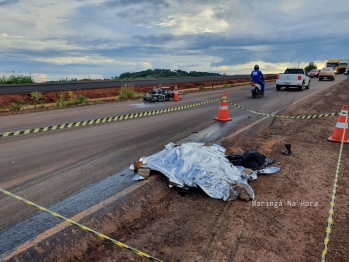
[319,67,335,81]
[308,69,321,78]
[275,68,310,91]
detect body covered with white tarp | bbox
[132,142,259,201]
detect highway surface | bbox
[0,75,345,258]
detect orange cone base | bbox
[173,93,180,101]
[328,136,349,143]
[214,117,232,122]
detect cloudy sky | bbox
[1,0,348,82]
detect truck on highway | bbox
[275,68,310,91]
[338,59,349,74]
[325,59,340,74]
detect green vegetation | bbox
[117,83,143,100]
[68,91,77,106]
[58,92,66,108]
[77,95,89,104]
[111,69,220,80]
[45,78,78,83]
[59,78,78,82]
[198,85,205,91]
[55,91,89,108]
[304,63,318,72]
[96,99,103,104]
[31,91,44,109]
[9,100,25,111]
[0,72,34,84]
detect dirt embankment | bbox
[0,78,276,108]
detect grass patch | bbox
[31,91,43,109]
[118,83,143,100]
[0,72,35,84]
[9,100,25,111]
[198,85,205,91]
[77,95,89,104]
[55,91,89,108]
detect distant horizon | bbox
[0,60,328,83]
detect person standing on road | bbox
[251,65,265,94]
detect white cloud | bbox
[35,56,115,66]
[153,9,229,34]
[0,33,81,52]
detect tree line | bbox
[111,69,220,80]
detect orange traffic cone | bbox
[214,92,232,122]
[328,105,349,143]
[173,85,180,101]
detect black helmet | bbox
[254,64,259,70]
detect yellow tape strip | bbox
[0,99,219,138]
[0,188,163,262]
[228,102,340,119]
[321,112,347,261]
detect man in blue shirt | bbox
[251,64,265,94]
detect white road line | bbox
[227,110,280,138]
[291,79,342,106]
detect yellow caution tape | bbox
[229,102,340,119]
[0,100,219,138]
[321,113,347,261]
[0,188,163,262]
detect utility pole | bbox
[298,61,300,68]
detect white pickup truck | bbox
[276,68,310,91]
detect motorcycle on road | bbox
[251,81,264,98]
[251,74,266,98]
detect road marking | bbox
[227,109,280,138]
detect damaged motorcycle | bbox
[143,87,174,102]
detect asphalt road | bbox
[0,75,345,257]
